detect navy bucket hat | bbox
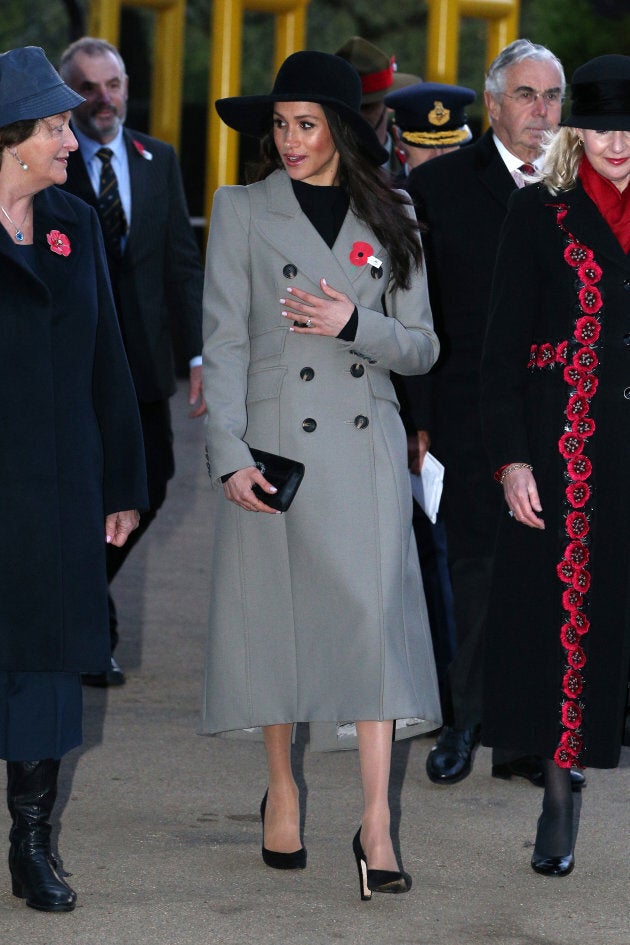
[0,46,84,128]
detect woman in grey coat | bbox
[202,51,441,900]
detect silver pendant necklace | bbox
[1,203,30,242]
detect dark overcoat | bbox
[60,128,203,404]
[481,180,630,769]
[405,129,515,557]
[0,186,147,673]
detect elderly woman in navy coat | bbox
[481,55,630,878]
[0,47,147,912]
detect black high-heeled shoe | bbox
[352,828,411,901]
[260,791,306,870]
[530,813,575,877]
[531,850,575,877]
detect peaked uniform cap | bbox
[0,46,84,128]
[215,50,388,166]
[385,81,476,148]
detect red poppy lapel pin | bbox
[132,139,153,161]
[349,241,382,271]
[46,230,71,257]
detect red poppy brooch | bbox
[132,139,153,161]
[46,230,71,257]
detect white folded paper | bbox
[409,451,444,524]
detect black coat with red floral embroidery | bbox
[480,179,630,769]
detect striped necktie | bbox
[96,147,127,256]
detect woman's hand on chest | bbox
[281,277,354,336]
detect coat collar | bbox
[255,170,385,295]
[0,187,81,295]
[473,129,517,210]
[543,181,630,270]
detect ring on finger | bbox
[508,510,515,517]
[305,318,312,328]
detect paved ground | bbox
[1,384,628,945]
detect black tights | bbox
[534,759,578,857]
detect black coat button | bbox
[624,388,630,400]
[623,278,630,290]
[300,367,315,381]
[354,415,369,429]
[302,417,317,432]
[624,334,630,347]
[370,265,383,279]
[283,264,298,279]
[350,363,365,378]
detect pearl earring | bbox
[11,151,28,171]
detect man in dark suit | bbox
[59,37,204,685]
[404,39,585,788]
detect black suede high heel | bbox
[260,791,306,870]
[352,828,411,901]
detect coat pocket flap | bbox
[246,365,287,403]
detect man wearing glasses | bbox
[404,40,584,790]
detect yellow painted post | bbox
[426,0,460,84]
[206,0,244,228]
[150,0,185,146]
[88,0,122,45]
[87,0,186,150]
[206,0,311,227]
[425,0,520,84]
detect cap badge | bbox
[428,101,450,126]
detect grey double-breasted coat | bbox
[201,170,441,740]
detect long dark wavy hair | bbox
[246,105,423,292]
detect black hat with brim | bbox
[0,46,84,128]
[561,54,630,131]
[215,50,388,166]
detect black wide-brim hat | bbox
[0,46,84,128]
[561,54,630,131]
[215,50,388,166]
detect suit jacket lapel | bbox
[65,137,97,210]
[475,130,517,211]
[33,187,82,293]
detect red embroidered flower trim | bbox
[548,203,604,769]
[562,588,583,611]
[574,315,601,344]
[46,230,71,256]
[565,481,590,508]
[572,417,595,438]
[528,341,570,369]
[566,511,589,539]
[349,241,373,266]
[558,432,584,458]
[563,243,593,267]
[577,260,602,284]
[578,285,603,314]
[561,701,582,730]
[567,454,592,481]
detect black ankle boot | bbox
[7,759,77,911]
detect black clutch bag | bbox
[249,447,305,512]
